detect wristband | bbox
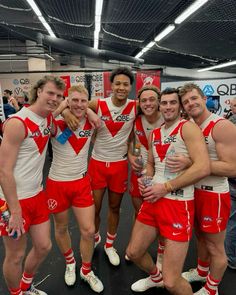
[164,181,174,193]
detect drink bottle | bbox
[133,143,144,176]
[164,146,177,180]
[0,201,18,239]
[56,127,73,144]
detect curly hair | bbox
[30,75,66,104]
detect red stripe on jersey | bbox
[99,100,136,137]
[135,116,149,150]
[152,121,185,162]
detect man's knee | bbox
[5,248,25,266]
[163,275,180,293]
[126,243,142,261]
[34,239,52,256]
[80,224,95,240]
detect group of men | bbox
[0,67,236,295]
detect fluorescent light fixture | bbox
[0,59,27,62]
[96,0,103,15]
[197,60,236,72]
[135,52,143,59]
[175,0,209,24]
[26,0,56,38]
[154,25,175,42]
[0,54,17,57]
[94,0,104,49]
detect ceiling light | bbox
[94,0,104,49]
[0,59,27,62]
[197,60,236,72]
[174,0,209,24]
[0,54,17,57]
[26,0,56,37]
[154,25,175,42]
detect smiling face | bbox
[68,90,89,119]
[139,90,159,117]
[159,92,181,124]
[181,88,207,120]
[111,74,132,105]
[36,81,64,113]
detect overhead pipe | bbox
[39,33,144,65]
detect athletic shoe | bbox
[156,253,163,272]
[104,246,120,266]
[182,268,207,283]
[194,287,218,295]
[64,262,76,286]
[80,269,104,293]
[23,285,47,295]
[131,276,164,292]
[94,234,101,248]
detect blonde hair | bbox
[68,85,89,97]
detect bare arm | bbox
[53,97,68,118]
[0,119,26,238]
[211,120,236,177]
[142,122,210,202]
[169,121,210,189]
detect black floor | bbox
[0,156,235,295]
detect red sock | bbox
[81,262,92,275]
[150,266,163,283]
[157,241,165,255]
[63,248,76,264]
[20,272,34,291]
[197,258,210,277]
[204,274,220,295]
[9,287,23,295]
[105,232,116,248]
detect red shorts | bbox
[0,191,49,236]
[129,170,142,198]
[137,198,194,242]
[88,158,128,193]
[194,188,230,233]
[45,175,94,214]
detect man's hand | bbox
[62,108,80,131]
[128,153,143,173]
[86,108,101,129]
[141,182,168,203]
[166,153,192,173]
[8,211,25,240]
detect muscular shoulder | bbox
[181,120,203,140]
[212,119,236,143]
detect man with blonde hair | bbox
[45,85,103,293]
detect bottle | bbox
[164,146,177,180]
[141,175,153,187]
[133,143,144,176]
[0,201,17,239]
[56,127,73,144]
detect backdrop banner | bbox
[162,78,236,117]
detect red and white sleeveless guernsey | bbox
[134,114,164,165]
[49,116,93,181]
[92,97,137,161]
[0,107,53,200]
[152,119,194,201]
[195,113,229,193]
